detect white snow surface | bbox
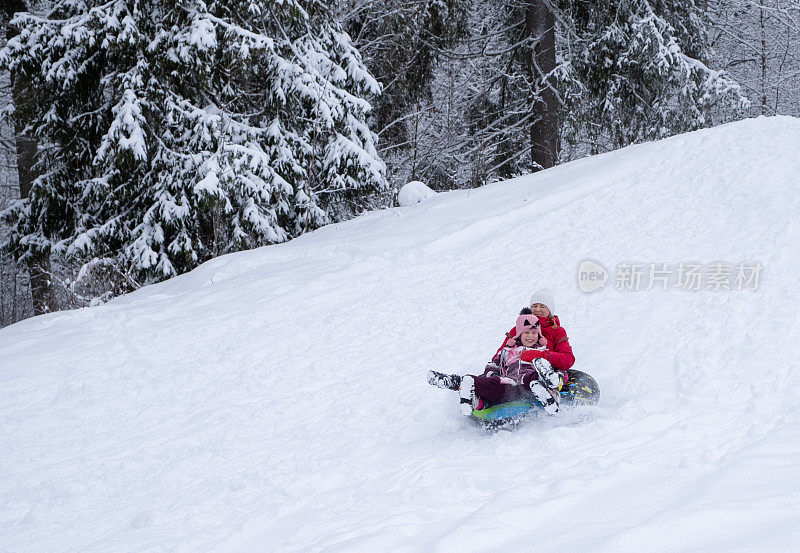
[397,180,436,206]
[3,116,800,553]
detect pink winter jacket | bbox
[489,343,548,384]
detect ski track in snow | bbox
[2,116,800,552]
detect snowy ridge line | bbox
[105,117,784,301]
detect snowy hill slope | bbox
[2,116,800,553]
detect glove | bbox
[520,349,546,363]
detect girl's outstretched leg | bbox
[459,375,479,415]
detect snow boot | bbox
[459,375,483,415]
[529,379,560,415]
[529,358,560,415]
[427,370,462,391]
[533,357,561,390]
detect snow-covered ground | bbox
[2,116,800,553]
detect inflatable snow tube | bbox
[470,369,599,426]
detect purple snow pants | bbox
[472,375,529,404]
[471,366,566,404]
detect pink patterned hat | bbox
[506,314,547,347]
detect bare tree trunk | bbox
[13,107,55,314]
[25,257,55,314]
[759,0,768,115]
[525,0,559,170]
[6,0,56,315]
[13,125,37,199]
[411,102,419,180]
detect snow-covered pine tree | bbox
[558,0,749,155]
[0,0,385,287]
[342,0,749,187]
[337,0,469,191]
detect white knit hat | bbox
[529,288,555,314]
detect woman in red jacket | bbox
[494,289,575,374]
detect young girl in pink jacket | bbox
[460,309,563,415]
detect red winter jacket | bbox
[493,315,575,371]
